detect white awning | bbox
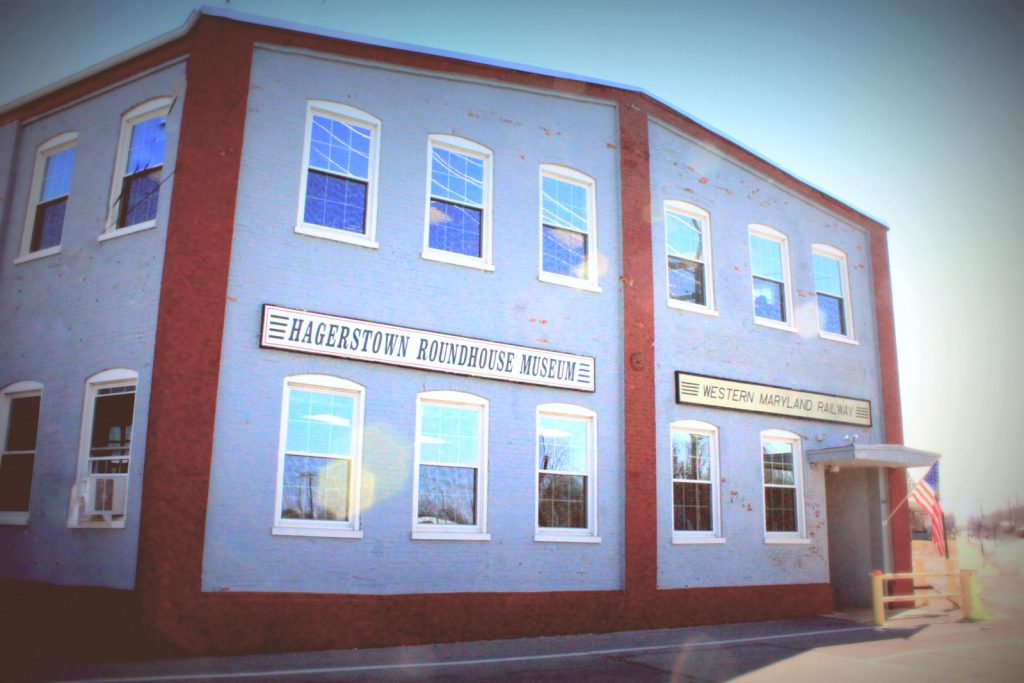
[806,444,939,469]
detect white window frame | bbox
[16,132,77,264]
[411,390,490,541]
[670,419,723,544]
[103,97,172,240]
[295,101,381,249]
[421,134,494,271]
[68,368,138,529]
[812,243,857,344]
[748,224,795,332]
[272,374,365,539]
[535,403,600,543]
[760,428,807,543]
[538,164,600,292]
[664,200,716,315]
[0,381,43,525]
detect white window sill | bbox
[538,272,602,293]
[764,536,810,544]
[754,317,798,334]
[273,525,363,539]
[421,249,495,271]
[668,300,718,316]
[412,531,491,541]
[295,223,379,249]
[98,220,157,242]
[14,246,61,264]
[672,535,725,545]
[534,533,601,544]
[0,511,30,525]
[819,331,859,345]
[69,519,126,529]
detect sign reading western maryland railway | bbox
[261,305,595,392]
[675,372,871,426]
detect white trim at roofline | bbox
[1,5,889,229]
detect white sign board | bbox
[675,371,871,426]
[261,305,595,392]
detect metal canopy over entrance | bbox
[808,443,939,470]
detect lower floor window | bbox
[671,420,720,538]
[761,430,803,536]
[536,404,597,538]
[1,382,42,523]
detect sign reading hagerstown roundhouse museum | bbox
[261,305,595,392]
[675,371,871,426]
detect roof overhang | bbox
[807,444,939,470]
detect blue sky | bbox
[2,0,1022,520]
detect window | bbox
[536,404,599,542]
[273,375,364,538]
[106,98,171,235]
[671,420,722,543]
[0,382,42,525]
[813,244,854,341]
[68,369,137,528]
[18,133,77,262]
[296,101,380,248]
[539,165,599,291]
[761,429,805,542]
[664,201,715,312]
[412,391,489,540]
[749,224,794,328]
[422,135,493,269]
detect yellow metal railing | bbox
[870,569,976,625]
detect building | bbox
[0,8,939,655]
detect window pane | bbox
[303,170,367,233]
[671,431,710,481]
[538,472,587,528]
[41,147,76,201]
[0,453,34,512]
[428,200,482,257]
[286,388,354,457]
[542,176,588,232]
[126,116,166,174]
[753,276,785,321]
[419,404,479,466]
[121,168,161,226]
[813,253,843,296]
[817,294,846,335]
[542,225,588,278]
[309,115,370,180]
[430,147,484,207]
[538,415,587,473]
[281,454,350,521]
[673,481,712,531]
[750,235,783,280]
[668,257,705,305]
[89,391,134,475]
[666,212,703,260]
[417,464,476,525]
[32,199,66,251]
[765,486,797,532]
[763,441,794,486]
[4,396,40,452]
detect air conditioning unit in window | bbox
[84,476,127,521]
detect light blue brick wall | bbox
[649,119,885,589]
[0,64,184,589]
[201,48,625,593]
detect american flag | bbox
[910,463,947,557]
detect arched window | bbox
[760,428,806,541]
[539,164,600,292]
[664,201,715,313]
[749,224,794,330]
[106,97,172,234]
[670,419,722,543]
[536,403,599,542]
[0,381,43,525]
[18,132,77,262]
[812,243,855,341]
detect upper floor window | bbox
[813,244,854,341]
[68,369,137,528]
[664,201,714,313]
[107,98,171,235]
[0,381,42,525]
[749,224,794,329]
[412,391,489,540]
[539,165,599,291]
[18,132,77,262]
[761,429,805,542]
[671,420,722,543]
[536,404,599,542]
[422,135,493,270]
[273,375,365,538]
[296,101,380,248]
